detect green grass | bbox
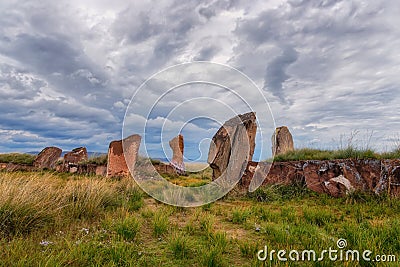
[381,148,400,159]
[152,210,169,237]
[201,246,226,267]
[231,208,251,224]
[209,231,228,251]
[199,213,215,236]
[303,208,337,226]
[273,147,380,161]
[168,233,192,259]
[248,182,314,202]
[238,239,259,259]
[1,171,400,266]
[0,153,36,165]
[114,216,141,241]
[162,166,213,187]
[273,147,400,162]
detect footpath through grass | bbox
[1,171,400,266]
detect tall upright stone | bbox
[208,112,257,180]
[169,134,185,174]
[107,134,141,177]
[272,126,294,156]
[33,146,62,169]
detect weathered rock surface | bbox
[240,159,400,197]
[381,159,400,196]
[154,161,180,176]
[0,163,36,172]
[54,163,106,176]
[95,165,107,176]
[64,147,88,164]
[322,175,355,197]
[75,164,96,175]
[169,134,185,174]
[107,134,141,177]
[302,159,382,195]
[272,126,294,156]
[33,147,62,169]
[208,112,257,180]
[57,147,89,173]
[55,163,66,173]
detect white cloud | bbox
[113,101,125,109]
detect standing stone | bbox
[33,147,62,169]
[107,134,141,177]
[208,112,257,180]
[169,134,185,174]
[64,147,88,164]
[272,126,294,156]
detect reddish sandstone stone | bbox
[107,134,141,177]
[33,147,62,169]
[64,147,88,164]
[322,175,355,197]
[169,134,185,174]
[240,159,400,197]
[381,159,400,196]
[95,165,107,176]
[272,126,294,156]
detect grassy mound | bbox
[0,153,36,165]
[273,147,400,162]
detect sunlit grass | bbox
[162,165,212,187]
[1,171,400,266]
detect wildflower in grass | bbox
[39,240,53,246]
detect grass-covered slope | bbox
[0,153,36,165]
[273,147,400,162]
[1,171,399,266]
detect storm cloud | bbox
[0,0,399,159]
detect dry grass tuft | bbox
[0,172,140,238]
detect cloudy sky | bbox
[1,0,399,160]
